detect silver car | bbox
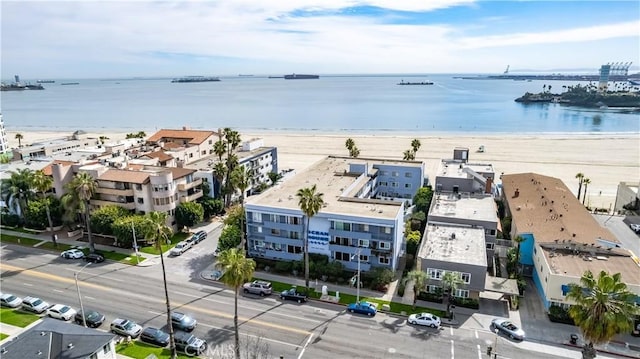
[0,293,22,308]
[110,318,143,338]
[491,318,525,340]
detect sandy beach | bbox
[6,129,639,210]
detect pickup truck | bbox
[280,288,308,303]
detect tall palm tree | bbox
[411,139,421,153]
[567,270,638,359]
[403,150,415,161]
[296,185,325,290]
[406,270,428,308]
[582,178,591,205]
[442,271,464,318]
[98,136,109,145]
[212,162,227,199]
[213,140,226,161]
[345,138,355,152]
[512,235,526,273]
[14,133,23,147]
[31,170,57,247]
[63,172,98,253]
[349,146,360,158]
[215,248,256,359]
[575,173,585,200]
[231,166,250,250]
[1,169,34,217]
[143,212,177,359]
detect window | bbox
[379,241,390,250]
[334,251,350,261]
[257,226,262,233]
[202,150,206,155]
[383,227,392,234]
[460,272,471,284]
[103,344,111,354]
[289,216,301,225]
[358,239,369,247]
[137,198,144,204]
[391,182,399,188]
[379,171,388,176]
[392,171,399,177]
[271,228,281,236]
[534,247,537,255]
[490,229,496,235]
[359,255,368,262]
[289,231,300,239]
[378,181,388,186]
[189,153,193,158]
[254,240,265,248]
[135,184,142,191]
[273,243,282,251]
[378,256,390,264]
[269,214,277,222]
[486,243,494,250]
[427,285,440,293]
[252,212,261,222]
[334,221,351,231]
[428,268,443,280]
[404,183,412,189]
[287,245,302,254]
[454,289,469,298]
[405,172,413,178]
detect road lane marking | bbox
[450,326,453,335]
[450,339,454,359]
[23,283,33,286]
[475,330,478,339]
[3,263,310,336]
[477,344,482,359]
[297,333,314,359]
[85,296,95,300]
[53,289,63,293]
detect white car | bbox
[0,293,22,308]
[21,296,50,314]
[47,304,77,321]
[630,223,640,234]
[61,249,85,259]
[170,241,191,256]
[408,313,441,328]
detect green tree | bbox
[349,146,360,158]
[15,133,23,147]
[267,171,282,186]
[98,136,109,144]
[175,202,204,229]
[224,205,244,229]
[405,230,421,256]
[582,178,591,205]
[30,170,57,246]
[575,173,585,201]
[1,168,34,218]
[213,139,226,161]
[567,270,638,359]
[90,205,130,235]
[411,138,421,153]
[24,198,62,230]
[143,211,177,359]
[231,166,251,250]
[403,149,415,161]
[406,270,428,308]
[213,162,227,198]
[296,185,324,290]
[345,138,355,152]
[62,172,98,253]
[413,186,433,214]
[442,271,464,318]
[218,225,242,251]
[112,215,147,248]
[223,128,242,207]
[200,197,224,219]
[215,248,256,359]
[512,235,526,273]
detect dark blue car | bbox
[347,301,377,316]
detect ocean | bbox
[1,74,638,134]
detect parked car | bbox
[629,223,640,234]
[171,312,197,331]
[60,249,85,259]
[407,313,441,328]
[243,281,272,296]
[21,296,50,314]
[347,301,377,316]
[0,293,22,308]
[110,318,143,338]
[174,330,207,357]
[74,310,106,328]
[170,241,191,256]
[491,318,526,340]
[280,288,308,303]
[84,252,105,263]
[47,304,77,321]
[187,230,207,245]
[140,327,170,347]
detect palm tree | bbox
[14,133,23,147]
[215,248,256,359]
[345,138,355,152]
[296,185,325,290]
[349,146,360,158]
[582,178,591,205]
[31,170,57,247]
[98,136,109,145]
[411,139,421,153]
[143,212,177,358]
[1,169,34,217]
[567,270,638,359]
[512,235,526,273]
[231,166,250,250]
[213,140,226,161]
[406,270,428,308]
[62,172,98,253]
[575,173,585,200]
[403,149,415,161]
[442,271,464,318]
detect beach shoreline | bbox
[5,129,639,211]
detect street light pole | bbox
[493,328,499,359]
[351,247,362,303]
[75,262,91,327]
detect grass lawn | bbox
[140,232,189,255]
[0,308,40,327]
[0,333,8,341]
[0,234,41,246]
[254,277,446,318]
[116,342,193,359]
[2,227,39,235]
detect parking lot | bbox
[592,214,640,256]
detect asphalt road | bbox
[1,240,584,359]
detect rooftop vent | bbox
[1,348,7,354]
[572,233,576,237]
[68,343,74,349]
[451,233,456,240]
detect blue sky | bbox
[1,0,638,78]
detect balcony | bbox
[95,187,134,196]
[179,190,203,203]
[178,178,202,191]
[90,199,135,210]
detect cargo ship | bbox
[284,74,319,80]
[1,75,44,91]
[37,80,55,83]
[171,76,220,83]
[397,80,434,85]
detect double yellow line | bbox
[0,263,310,335]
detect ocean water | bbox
[1,74,638,134]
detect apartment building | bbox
[145,128,219,165]
[12,130,100,161]
[502,172,640,309]
[418,224,488,300]
[244,156,425,272]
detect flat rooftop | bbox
[245,156,407,219]
[429,192,498,223]
[542,247,640,284]
[418,224,487,267]
[436,160,494,179]
[185,146,275,171]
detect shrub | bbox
[417,291,443,303]
[199,197,224,218]
[90,205,130,235]
[175,202,204,229]
[274,261,293,274]
[218,225,241,251]
[452,297,479,309]
[397,281,406,297]
[1,213,21,227]
[548,305,575,325]
[112,215,147,248]
[365,267,395,291]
